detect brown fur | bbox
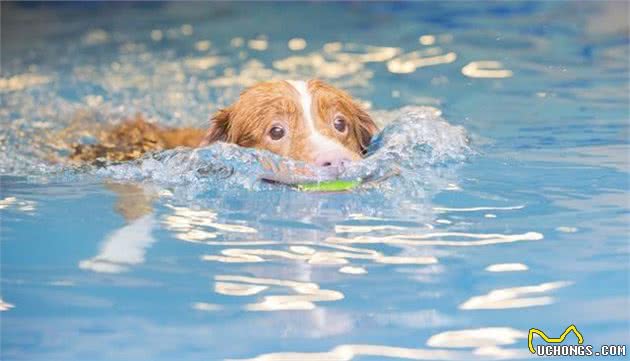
[70,114,205,164]
[71,80,377,166]
[201,79,378,163]
[65,80,377,223]
[310,79,378,155]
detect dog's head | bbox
[201,80,378,167]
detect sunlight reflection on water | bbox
[1,2,629,360]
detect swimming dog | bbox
[71,79,378,168]
[76,81,378,275]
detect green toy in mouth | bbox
[296,179,361,192]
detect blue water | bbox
[1,2,629,360]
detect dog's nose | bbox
[315,153,351,168]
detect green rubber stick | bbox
[296,180,361,192]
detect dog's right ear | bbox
[199,107,231,146]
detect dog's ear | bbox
[200,107,231,146]
[354,108,379,154]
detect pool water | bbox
[1,2,629,360]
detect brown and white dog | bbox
[71,79,378,169]
[66,79,379,223]
[201,79,378,167]
[78,81,379,273]
[76,80,379,274]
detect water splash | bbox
[69,106,471,195]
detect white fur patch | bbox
[287,80,356,162]
[287,80,342,153]
[287,80,315,132]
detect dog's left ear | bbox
[200,107,232,146]
[354,108,379,154]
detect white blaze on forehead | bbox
[287,80,316,132]
[286,80,355,160]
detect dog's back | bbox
[70,115,205,164]
[68,80,377,166]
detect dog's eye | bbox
[333,117,347,133]
[269,125,286,140]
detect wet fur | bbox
[201,79,378,163]
[72,80,377,166]
[70,114,205,165]
[66,80,378,223]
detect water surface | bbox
[1,2,629,360]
